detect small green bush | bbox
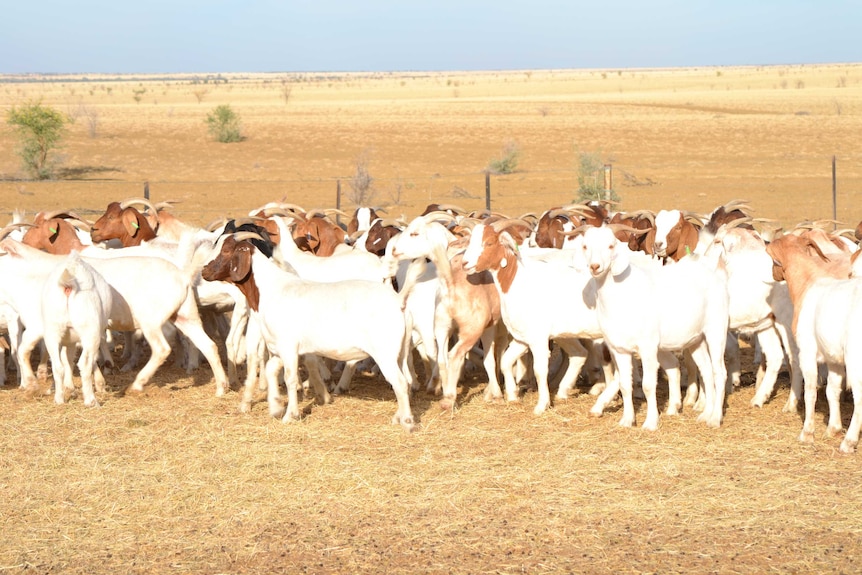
[486,140,521,175]
[6,101,69,179]
[205,104,243,143]
[574,151,620,203]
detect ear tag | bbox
[49,227,57,234]
[685,245,691,255]
[500,257,508,268]
[132,222,139,229]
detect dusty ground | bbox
[1,65,862,574]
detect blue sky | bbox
[2,1,859,74]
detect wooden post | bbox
[485,172,491,211]
[336,179,342,226]
[144,181,150,200]
[832,156,837,229]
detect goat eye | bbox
[409,232,418,237]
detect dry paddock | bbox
[0,344,860,575]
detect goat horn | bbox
[262,207,306,220]
[0,222,33,241]
[721,199,752,212]
[205,217,228,231]
[490,218,533,234]
[324,208,348,218]
[624,209,656,225]
[422,212,457,227]
[561,224,593,237]
[518,212,538,223]
[119,197,160,222]
[433,203,468,215]
[607,223,648,236]
[233,231,267,244]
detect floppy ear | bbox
[679,223,699,257]
[47,220,61,244]
[229,247,252,282]
[122,210,141,236]
[643,228,656,255]
[610,242,631,277]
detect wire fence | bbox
[1,160,859,228]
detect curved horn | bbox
[625,209,656,225]
[205,217,228,232]
[262,207,306,220]
[433,203,468,215]
[422,212,457,227]
[233,231,268,244]
[0,222,33,242]
[721,199,752,212]
[324,208,349,219]
[119,197,160,221]
[490,218,533,234]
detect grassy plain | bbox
[1,65,862,574]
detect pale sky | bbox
[2,1,859,74]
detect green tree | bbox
[486,140,521,175]
[6,101,69,179]
[205,104,243,143]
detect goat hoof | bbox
[750,397,765,408]
[826,426,843,438]
[798,431,815,444]
[238,402,252,414]
[439,397,455,411]
[839,439,857,454]
[281,411,301,423]
[84,399,100,408]
[588,383,606,396]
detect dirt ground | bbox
[1,65,862,574]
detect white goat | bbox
[581,225,729,430]
[462,220,609,415]
[702,226,802,411]
[201,233,419,430]
[41,252,113,406]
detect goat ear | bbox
[610,242,630,276]
[122,211,141,237]
[47,221,60,244]
[643,228,656,255]
[229,248,252,282]
[680,223,699,256]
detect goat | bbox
[90,198,160,247]
[766,233,862,452]
[41,252,113,406]
[702,224,802,411]
[347,207,384,236]
[648,209,701,262]
[393,212,508,407]
[462,219,610,415]
[581,225,729,429]
[0,239,229,396]
[201,233,418,430]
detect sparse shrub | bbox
[132,87,146,103]
[796,80,805,89]
[486,140,521,175]
[347,149,375,205]
[574,151,619,203]
[6,101,69,179]
[205,104,244,143]
[193,88,208,103]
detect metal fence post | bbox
[485,172,491,211]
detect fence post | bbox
[144,181,149,200]
[336,179,342,226]
[485,172,491,211]
[832,156,837,229]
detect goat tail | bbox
[397,257,427,311]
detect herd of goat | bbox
[1,197,861,451]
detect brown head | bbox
[90,201,158,246]
[21,214,87,254]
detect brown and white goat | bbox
[766,233,862,452]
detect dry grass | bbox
[0,346,861,574]
[1,64,862,573]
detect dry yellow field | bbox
[2,64,862,228]
[2,65,862,575]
